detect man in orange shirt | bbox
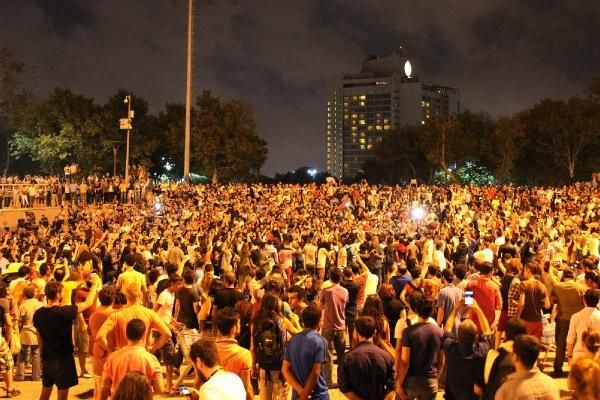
[88,287,116,400]
[215,307,253,400]
[100,319,164,400]
[96,283,170,353]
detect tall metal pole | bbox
[184,0,194,179]
[125,95,132,187]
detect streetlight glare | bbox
[410,207,425,220]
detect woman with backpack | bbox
[251,293,299,400]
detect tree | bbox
[99,91,163,174]
[192,90,267,183]
[0,48,29,175]
[520,98,598,182]
[420,111,494,183]
[485,116,525,183]
[154,102,187,177]
[367,125,431,183]
[11,88,104,174]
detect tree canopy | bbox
[366,81,600,185]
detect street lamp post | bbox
[183,0,195,179]
[120,95,134,187]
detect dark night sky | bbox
[1,0,599,176]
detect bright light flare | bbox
[410,207,425,220]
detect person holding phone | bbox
[465,261,502,332]
[441,297,492,400]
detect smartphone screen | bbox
[179,386,190,396]
[465,290,474,305]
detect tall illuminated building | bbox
[326,48,460,180]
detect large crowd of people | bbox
[0,180,598,399]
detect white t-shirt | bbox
[433,250,446,270]
[199,370,246,400]
[156,289,175,325]
[364,273,378,297]
[394,314,437,340]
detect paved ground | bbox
[9,347,573,399]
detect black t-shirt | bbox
[443,334,490,400]
[176,286,200,329]
[401,322,444,378]
[0,298,10,330]
[340,279,360,317]
[33,305,78,360]
[212,288,243,310]
[383,298,404,345]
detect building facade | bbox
[326,49,460,180]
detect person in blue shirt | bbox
[282,303,329,400]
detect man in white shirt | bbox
[566,288,600,360]
[189,338,246,400]
[153,274,183,392]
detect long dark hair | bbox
[253,293,281,328]
[361,294,386,342]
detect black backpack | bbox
[482,347,515,400]
[254,317,285,371]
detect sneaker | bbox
[6,389,21,398]
[75,389,95,399]
[80,371,92,379]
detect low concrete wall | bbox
[0,207,62,229]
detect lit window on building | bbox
[383,125,390,130]
[359,120,366,125]
[367,144,373,150]
[359,95,366,100]
[367,126,374,131]
[360,145,365,150]
[376,125,382,131]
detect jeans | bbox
[15,344,41,381]
[322,327,346,386]
[371,268,383,289]
[258,369,288,400]
[346,314,356,349]
[554,318,570,372]
[404,376,438,400]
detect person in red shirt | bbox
[465,262,502,331]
